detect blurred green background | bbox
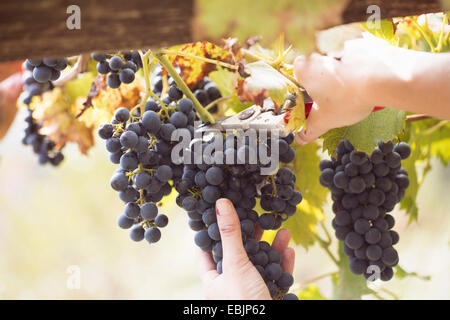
[0,109,449,299]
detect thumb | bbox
[294,102,329,145]
[293,53,322,87]
[215,198,248,267]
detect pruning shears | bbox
[195,90,384,135]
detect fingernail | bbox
[215,198,230,216]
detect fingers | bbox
[294,102,333,146]
[196,247,219,283]
[294,54,336,146]
[215,198,249,266]
[281,247,295,274]
[253,223,264,241]
[271,228,291,255]
[293,55,306,87]
[272,229,295,273]
[293,53,324,88]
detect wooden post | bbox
[0,0,194,62]
[342,0,443,24]
[0,0,444,62]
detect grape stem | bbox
[380,288,400,300]
[204,95,234,111]
[369,290,386,300]
[422,120,448,135]
[320,221,332,245]
[130,51,166,118]
[435,13,448,52]
[410,18,437,52]
[52,54,90,87]
[313,233,339,266]
[241,48,302,88]
[299,271,338,288]
[405,114,430,122]
[153,50,216,124]
[161,49,238,71]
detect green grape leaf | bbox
[316,23,364,55]
[361,20,398,45]
[298,285,327,300]
[400,119,450,221]
[332,243,370,300]
[241,61,295,107]
[284,199,324,249]
[289,142,329,209]
[283,142,327,249]
[208,67,252,114]
[399,140,420,220]
[285,94,305,132]
[64,72,96,105]
[208,67,236,97]
[322,108,406,156]
[169,41,234,89]
[430,137,450,165]
[395,265,431,281]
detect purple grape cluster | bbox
[99,85,196,243]
[319,139,411,281]
[151,65,222,113]
[24,58,68,83]
[174,132,301,300]
[22,109,64,166]
[20,63,64,166]
[193,77,222,113]
[92,52,142,89]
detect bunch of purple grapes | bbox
[92,52,142,88]
[319,139,410,281]
[151,65,222,113]
[98,85,196,243]
[174,131,301,300]
[24,57,67,83]
[20,62,64,166]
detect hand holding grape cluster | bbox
[98,76,303,299]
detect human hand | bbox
[0,72,23,140]
[197,198,295,300]
[293,36,402,145]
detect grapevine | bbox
[1,10,448,301]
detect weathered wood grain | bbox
[0,0,193,62]
[342,0,443,23]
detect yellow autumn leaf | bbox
[30,88,94,154]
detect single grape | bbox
[202,185,221,203]
[365,228,382,244]
[124,202,140,219]
[129,225,145,242]
[366,245,382,261]
[145,227,161,243]
[156,165,173,182]
[207,222,221,241]
[142,111,161,134]
[107,73,121,88]
[194,230,212,248]
[345,231,364,249]
[276,272,294,289]
[170,111,188,128]
[140,202,158,220]
[155,214,168,228]
[265,263,283,281]
[120,130,138,149]
[117,214,134,229]
[109,56,124,71]
[114,108,130,122]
